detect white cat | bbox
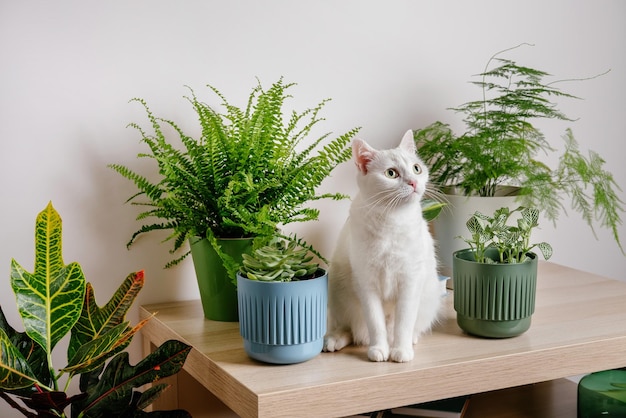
[323,130,442,363]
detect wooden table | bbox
[140,262,626,417]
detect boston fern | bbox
[415,44,623,250]
[0,203,190,418]
[110,78,360,269]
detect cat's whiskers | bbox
[424,182,449,205]
[367,190,413,220]
[359,189,395,210]
[358,191,396,218]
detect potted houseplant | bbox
[110,78,359,321]
[414,43,623,274]
[236,236,327,364]
[0,202,191,417]
[453,206,553,338]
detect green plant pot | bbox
[434,186,520,277]
[453,248,537,338]
[578,368,626,417]
[190,237,253,322]
[237,271,328,364]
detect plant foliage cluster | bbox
[0,203,190,418]
[240,238,320,282]
[110,78,360,270]
[459,206,553,264]
[414,44,623,250]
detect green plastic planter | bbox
[237,271,328,364]
[578,368,626,417]
[453,248,537,338]
[190,236,253,322]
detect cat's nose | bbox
[408,180,418,191]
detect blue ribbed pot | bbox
[453,248,537,338]
[236,270,328,364]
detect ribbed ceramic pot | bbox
[453,248,537,338]
[190,236,253,322]
[237,271,328,364]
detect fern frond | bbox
[112,78,360,268]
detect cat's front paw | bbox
[389,345,414,363]
[367,344,390,362]
[323,333,350,352]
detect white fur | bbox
[323,130,442,362]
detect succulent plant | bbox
[240,239,320,282]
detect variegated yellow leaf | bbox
[10,202,86,355]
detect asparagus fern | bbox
[415,44,623,251]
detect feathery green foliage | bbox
[459,206,553,264]
[0,203,190,418]
[415,44,623,251]
[110,78,360,269]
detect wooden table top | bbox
[140,262,626,417]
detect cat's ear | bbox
[353,139,375,174]
[399,129,417,155]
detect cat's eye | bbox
[385,168,399,179]
[413,164,422,174]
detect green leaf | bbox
[0,328,39,390]
[537,242,553,260]
[74,339,191,416]
[421,199,446,222]
[522,207,539,226]
[466,216,484,236]
[69,270,145,361]
[10,202,86,355]
[63,321,134,376]
[112,80,359,269]
[0,306,52,393]
[64,316,151,377]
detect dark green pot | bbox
[578,368,626,417]
[453,248,537,338]
[189,237,253,322]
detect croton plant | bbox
[0,202,191,417]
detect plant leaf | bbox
[536,242,553,260]
[69,271,145,361]
[62,318,151,376]
[20,390,87,417]
[74,339,191,416]
[0,328,39,390]
[0,306,52,394]
[10,202,86,355]
[421,199,446,222]
[135,383,170,410]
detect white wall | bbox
[1,1,625,415]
